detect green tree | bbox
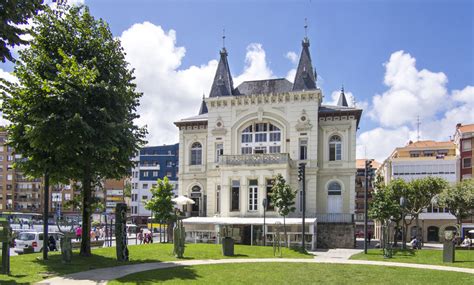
[271,174,297,247]
[1,5,146,256]
[407,177,448,241]
[438,179,474,236]
[144,177,175,237]
[0,0,45,62]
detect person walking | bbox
[76,226,82,241]
[138,230,144,245]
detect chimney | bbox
[456,123,462,129]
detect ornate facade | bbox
[175,37,362,248]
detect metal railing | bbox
[314,213,354,223]
[219,153,290,166]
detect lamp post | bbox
[364,159,373,254]
[298,163,306,250]
[400,196,406,249]
[262,198,267,246]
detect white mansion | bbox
[174,37,362,248]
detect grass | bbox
[351,248,474,269]
[0,243,312,284]
[109,262,474,285]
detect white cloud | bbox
[285,68,296,83]
[0,68,18,126]
[286,51,298,64]
[357,127,415,162]
[357,50,473,162]
[120,23,275,146]
[233,43,273,86]
[369,51,448,127]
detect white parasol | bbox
[172,195,195,206]
[468,229,474,234]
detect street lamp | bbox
[400,196,406,249]
[364,159,373,254]
[262,198,267,246]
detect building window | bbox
[216,185,221,213]
[167,160,173,167]
[7,155,13,161]
[328,181,342,195]
[7,174,12,181]
[131,194,137,202]
[463,157,472,169]
[240,122,281,154]
[142,195,148,200]
[153,171,158,177]
[231,180,240,211]
[143,171,149,177]
[166,171,172,177]
[248,179,258,211]
[329,135,342,161]
[215,143,224,162]
[241,147,252,154]
[64,193,71,200]
[266,179,274,211]
[143,183,148,189]
[190,142,202,165]
[299,138,308,160]
[463,140,472,151]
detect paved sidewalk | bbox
[37,256,474,285]
[309,248,363,260]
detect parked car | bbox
[14,231,63,254]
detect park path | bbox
[37,251,474,285]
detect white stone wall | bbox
[178,90,358,218]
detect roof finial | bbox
[304,18,308,42]
[341,84,344,93]
[222,28,226,49]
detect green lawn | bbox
[109,262,474,285]
[351,249,474,269]
[1,243,311,284]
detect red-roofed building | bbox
[454,123,474,181]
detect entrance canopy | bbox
[182,217,317,226]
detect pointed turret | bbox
[209,48,234,97]
[337,86,348,107]
[292,38,317,91]
[198,95,208,115]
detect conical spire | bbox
[292,38,317,91]
[198,94,208,115]
[209,47,234,97]
[337,85,348,107]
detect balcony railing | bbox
[219,153,290,166]
[314,213,354,223]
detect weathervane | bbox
[222,28,226,49]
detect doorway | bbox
[427,226,439,242]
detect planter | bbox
[222,237,234,256]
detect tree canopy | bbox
[1,5,146,256]
[271,174,297,246]
[438,179,474,232]
[144,177,175,223]
[0,0,45,63]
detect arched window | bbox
[190,142,202,165]
[329,135,342,161]
[240,122,281,154]
[328,181,342,195]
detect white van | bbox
[14,231,63,253]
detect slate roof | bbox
[235,78,293,95]
[292,38,317,91]
[319,105,363,128]
[198,98,208,115]
[209,48,234,97]
[337,89,349,107]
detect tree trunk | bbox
[283,216,288,248]
[42,172,50,260]
[415,214,421,242]
[80,169,92,256]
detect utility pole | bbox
[416,115,421,141]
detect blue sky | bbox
[1,0,472,161]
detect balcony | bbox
[314,213,354,223]
[219,153,290,166]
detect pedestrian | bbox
[90,229,96,241]
[76,226,82,241]
[149,232,153,244]
[368,231,372,244]
[138,230,143,245]
[19,219,23,229]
